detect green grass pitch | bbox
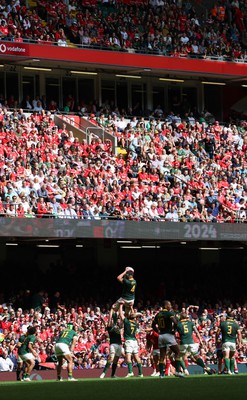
[1,374,247,400]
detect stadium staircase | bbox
[54,113,118,154]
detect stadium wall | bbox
[1,41,247,77]
[0,219,247,241]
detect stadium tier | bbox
[0,0,247,384]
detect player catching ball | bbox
[111,266,136,315]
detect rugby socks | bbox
[103,362,111,373]
[127,362,133,373]
[111,363,117,377]
[137,363,142,375]
[68,372,73,379]
[16,369,22,381]
[175,359,181,373]
[196,357,205,369]
[180,359,186,371]
[230,358,235,373]
[224,358,230,371]
[159,362,164,376]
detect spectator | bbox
[0,348,14,371]
[203,133,216,159]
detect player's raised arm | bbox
[117,270,127,283]
[117,266,134,283]
[106,309,114,327]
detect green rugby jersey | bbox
[56,328,77,346]
[122,277,136,301]
[220,319,240,343]
[123,317,137,341]
[18,334,36,355]
[153,309,175,334]
[176,319,195,345]
[107,325,122,345]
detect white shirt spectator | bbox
[116,117,127,131]
[0,351,14,371]
[132,187,142,201]
[58,38,68,47]
[130,117,137,128]
[20,199,30,212]
[91,207,101,220]
[165,207,179,222]
[148,204,160,220]
[33,101,43,112]
[120,28,128,41]
[63,204,78,219]
[81,33,91,45]
[57,207,66,218]
[191,42,199,53]
[144,197,153,209]
[180,34,190,45]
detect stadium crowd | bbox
[0,0,246,383]
[0,0,247,60]
[0,289,247,374]
[0,102,246,223]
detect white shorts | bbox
[152,349,160,357]
[20,353,35,362]
[110,343,123,358]
[158,334,177,348]
[179,343,199,356]
[222,342,236,352]
[112,298,134,311]
[125,339,139,354]
[55,343,71,357]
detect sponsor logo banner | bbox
[0,43,27,55]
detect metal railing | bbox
[1,202,246,223]
[1,38,246,64]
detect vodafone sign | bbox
[0,42,28,55]
[0,44,6,53]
